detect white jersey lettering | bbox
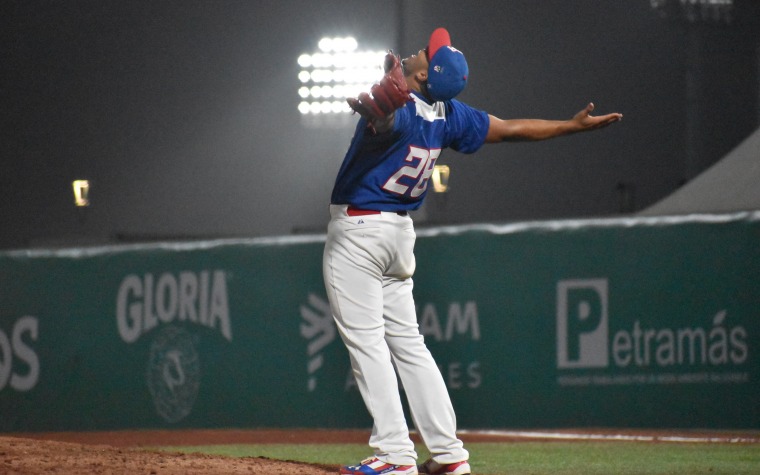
[382,146,441,197]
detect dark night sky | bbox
[2,1,758,249]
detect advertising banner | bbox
[0,213,757,431]
[412,214,759,429]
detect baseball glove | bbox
[347,51,411,129]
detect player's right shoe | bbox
[340,457,418,475]
[417,458,471,475]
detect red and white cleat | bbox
[417,458,471,475]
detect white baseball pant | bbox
[322,204,468,466]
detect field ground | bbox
[1,428,759,474]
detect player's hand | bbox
[347,51,412,133]
[571,103,623,132]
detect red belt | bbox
[347,206,408,217]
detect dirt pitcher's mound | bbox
[0,436,337,475]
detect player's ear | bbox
[416,70,428,82]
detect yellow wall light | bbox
[431,165,450,193]
[72,180,90,207]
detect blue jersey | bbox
[330,91,490,211]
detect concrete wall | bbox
[2,1,758,250]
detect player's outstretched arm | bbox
[484,102,622,143]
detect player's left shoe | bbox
[340,457,418,475]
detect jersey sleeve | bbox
[444,100,490,154]
[391,100,414,136]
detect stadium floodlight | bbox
[297,36,386,116]
[650,0,734,24]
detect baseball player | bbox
[323,28,622,475]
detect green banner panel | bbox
[0,212,758,431]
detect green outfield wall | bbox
[0,212,758,431]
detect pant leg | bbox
[322,213,417,465]
[383,275,470,464]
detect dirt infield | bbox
[2,429,758,474]
[0,430,355,475]
[0,436,338,474]
[2,430,379,475]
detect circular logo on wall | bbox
[146,325,200,423]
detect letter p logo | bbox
[556,279,608,368]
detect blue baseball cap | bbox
[426,28,468,101]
